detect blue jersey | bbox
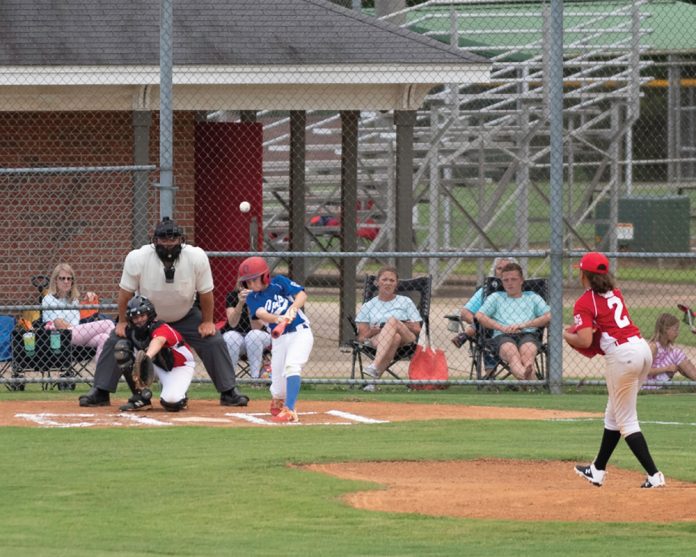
[246,275,310,336]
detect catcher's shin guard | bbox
[160,397,188,412]
[119,388,153,412]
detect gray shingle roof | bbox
[0,0,487,66]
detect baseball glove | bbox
[132,350,155,391]
[565,325,604,358]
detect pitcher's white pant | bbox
[223,329,272,378]
[603,337,653,436]
[269,327,314,400]
[155,363,194,404]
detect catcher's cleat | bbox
[270,398,285,416]
[119,389,153,412]
[272,407,299,423]
[220,387,249,407]
[574,463,605,487]
[79,387,110,407]
[641,471,666,489]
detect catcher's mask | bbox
[238,256,270,288]
[126,295,157,340]
[153,217,184,267]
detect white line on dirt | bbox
[326,410,388,424]
[115,413,171,426]
[16,413,96,428]
[228,413,273,425]
[169,416,233,423]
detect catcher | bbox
[116,295,195,412]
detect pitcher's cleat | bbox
[641,471,666,489]
[574,463,605,486]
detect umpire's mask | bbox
[153,217,184,267]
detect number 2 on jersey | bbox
[607,296,630,328]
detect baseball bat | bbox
[272,318,289,339]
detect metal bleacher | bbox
[232,1,653,287]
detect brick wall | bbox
[0,111,197,306]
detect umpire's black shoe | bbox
[79,387,111,407]
[220,387,249,407]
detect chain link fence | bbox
[2,0,696,391]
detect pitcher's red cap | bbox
[575,252,610,274]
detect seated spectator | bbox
[355,265,422,379]
[475,262,550,380]
[452,257,518,371]
[41,263,115,363]
[645,313,696,387]
[222,287,271,379]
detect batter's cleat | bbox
[641,471,666,489]
[220,387,249,407]
[270,398,285,416]
[574,463,605,486]
[272,407,299,423]
[363,365,380,379]
[78,387,110,407]
[119,389,153,412]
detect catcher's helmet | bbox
[126,295,157,330]
[238,256,270,287]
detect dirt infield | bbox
[3,399,691,524]
[0,399,599,428]
[305,459,696,523]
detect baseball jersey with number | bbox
[572,288,642,353]
[246,275,310,335]
[150,322,195,368]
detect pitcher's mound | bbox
[304,459,696,523]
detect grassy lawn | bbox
[1,388,695,556]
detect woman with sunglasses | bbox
[41,263,115,362]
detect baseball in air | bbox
[239,201,251,213]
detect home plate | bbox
[169,416,233,424]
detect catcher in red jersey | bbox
[118,295,195,412]
[563,252,665,489]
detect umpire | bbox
[79,217,249,407]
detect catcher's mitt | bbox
[133,350,155,391]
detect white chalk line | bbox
[170,416,233,424]
[14,408,389,428]
[16,412,97,428]
[326,410,388,424]
[553,417,696,427]
[226,409,390,426]
[15,411,171,428]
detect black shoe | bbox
[119,389,153,412]
[220,387,249,407]
[79,387,110,407]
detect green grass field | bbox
[1,387,695,556]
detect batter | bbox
[239,257,313,423]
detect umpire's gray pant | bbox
[93,307,238,393]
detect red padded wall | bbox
[194,122,263,321]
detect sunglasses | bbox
[58,276,74,282]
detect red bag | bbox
[408,345,449,390]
